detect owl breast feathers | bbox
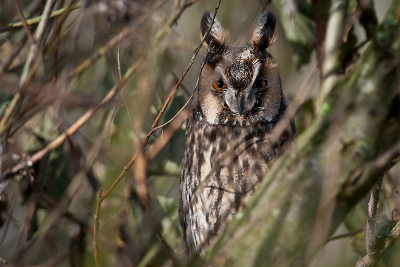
[179,11,296,256]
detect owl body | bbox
[179,11,296,255]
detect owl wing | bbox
[179,115,194,251]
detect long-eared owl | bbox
[179,11,296,256]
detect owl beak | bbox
[238,94,245,115]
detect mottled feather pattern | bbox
[179,11,296,256]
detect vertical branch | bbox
[315,0,327,109]
[20,0,56,85]
[174,0,181,9]
[52,0,65,85]
[133,147,149,209]
[366,178,382,253]
[320,0,349,105]
[355,179,400,267]
[11,193,38,262]
[93,189,103,267]
[13,0,34,43]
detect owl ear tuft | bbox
[200,11,228,50]
[250,11,277,52]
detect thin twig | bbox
[0,0,56,137]
[93,189,103,267]
[328,227,366,242]
[42,0,77,57]
[355,172,400,266]
[3,20,123,137]
[366,178,383,252]
[16,109,115,263]
[98,0,223,203]
[0,194,18,249]
[0,3,81,34]
[21,0,56,84]
[271,67,319,145]
[143,4,220,145]
[1,33,28,72]
[171,71,192,96]
[156,229,183,267]
[118,33,135,134]
[12,193,38,261]
[1,7,127,138]
[356,220,400,267]
[340,140,400,200]
[2,60,142,178]
[120,168,134,227]
[95,1,222,263]
[38,191,91,233]
[52,0,65,85]
[155,0,200,39]
[68,27,131,79]
[152,77,198,131]
[13,0,34,43]
[117,34,122,81]
[155,0,172,9]
[146,108,190,160]
[328,216,400,242]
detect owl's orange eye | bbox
[213,81,227,90]
[253,79,268,88]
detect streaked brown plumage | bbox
[179,11,296,256]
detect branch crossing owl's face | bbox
[197,11,282,127]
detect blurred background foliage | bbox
[0,0,398,266]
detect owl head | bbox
[195,11,286,127]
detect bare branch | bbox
[93,189,103,267]
[69,27,132,79]
[52,0,65,85]
[147,108,190,160]
[155,0,200,39]
[134,147,150,208]
[356,220,400,267]
[340,140,400,200]
[13,0,34,43]
[21,0,56,84]
[328,227,366,242]
[320,0,350,105]
[2,60,142,179]
[1,33,28,72]
[0,3,81,34]
[98,0,223,203]
[152,76,198,132]
[366,179,383,253]
[0,0,56,137]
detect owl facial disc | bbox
[217,57,262,116]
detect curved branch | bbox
[356,220,400,267]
